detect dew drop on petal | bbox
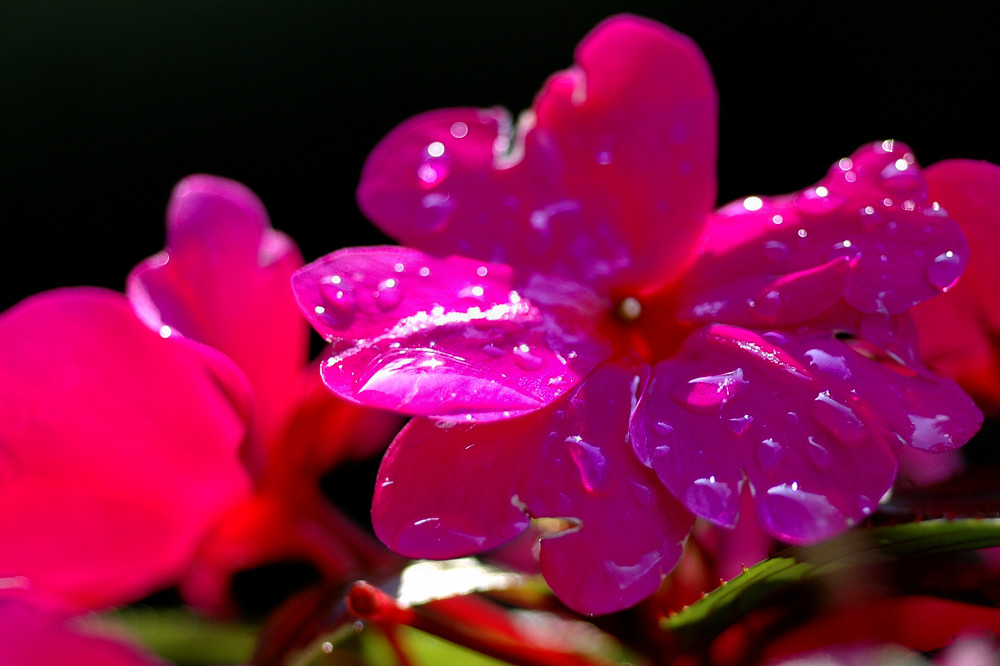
[566,436,610,493]
[653,421,674,437]
[414,193,455,235]
[375,278,403,311]
[756,438,785,471]
[762,240,789,263]
[758,483,845,543]
[803,348,852,381]
[318,280,356,327]
[728,414,754,436]
[806,436,831,468]
[685,476,735,526]
[811,391,864,446]
[512,344,543,371]
[628,480,656,507]
[926,251,963,291]
[673,368,749,414]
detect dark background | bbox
[2,1,996,311]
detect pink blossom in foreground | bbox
[911,160,1000,415]
[292,15,982,613]
[0,175,398,616]
[0,600,167,666]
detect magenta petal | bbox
[373,362,693,614]
[681,141,970,326]
[0,288,252,610]
[292,246,610,420]
[357,14,716,292]
[127,174,308,443]
[634,325,897,544]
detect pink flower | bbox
[291,15,982,613]
[911,159,1000,415]
[0,175,398,616]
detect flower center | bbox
[605,289,691,366]
[617,296,642,322]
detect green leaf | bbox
[662,518,1000,646]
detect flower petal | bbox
[357,14,716,293]
[292,247,610,420]
[373,362,693,614]
[127,174,308,444]
[633,324,898,544]
[681,141,970,325]
[0,288,252,610]
[912,159,1000,413]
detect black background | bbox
[2,1,996,311]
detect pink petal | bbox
[633,324,898,544]
[0,288,252,610]
[127,174,308,445]
[292,246,610,420]
[681,141,970,326]
[912,159,1000,413]
[357,14,716,293]
[373,362,693,614]
[0,601,166,666]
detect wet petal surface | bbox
[373,363,693,614]
[682,141,970,326]
[292,247,610,420]
[357,15,716,293]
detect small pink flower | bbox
[0,175,398,616]
[292,15,982,613]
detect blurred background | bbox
[2,1,997,312]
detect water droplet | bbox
[786,411,799,426]
[595,150,613,165]
[803,349,852,381]
[795,187,844,216]
[481,343,506,358]
[673,368,749,414]
[458,284,487,302]
[762,240,789,262]
[926,251,962,291]
[857,494,874,515]
[414,193,455,235]
[756,438,785,471]
[513,344,543,371]
[811,391,864,446]
[653,421,674,437]
[566,436,609,492]
[318,280,356,327]
[375,278,403,311]
[629,480,656,507]
[806,436,831,467]
[728,414,754,436]
[758,483,844,543]
[449,122,468,139]
[684,477,735,526]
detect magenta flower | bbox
[0,175,397,616]
[292,15,982,613]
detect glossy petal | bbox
[128,174,308,444]
[292,246,610,420]
[0,288,252,610]
[374,363,693,614]
[357,14,716,293]
[0,601,166,666]
[912,159,1000,413]
[632,325,897,543]
[681,141,970,325]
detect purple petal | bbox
[681,140,970,325]
[373,362,693,614]
[634,324,898,544]
[357,15,716,293]
[127,174,308,443]
[292,246,610,420]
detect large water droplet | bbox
[926,251,962,291]
[758,483,844,543]
[762,240,789,262]
[806,436,831,468]
[414,193,455,235]
[803,348,852,381]
[318,280,356,327]
[794,187,844,216]
[728,414,754,436]
[566,436,610,493]
[756,438,785,471]
[684,476,735,526]
[375,278,403,311]
[512,344,543,371]
[811,391,864,446]
[672,368,749,414]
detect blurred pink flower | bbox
[291,15,982,613]
[0,600,167,666]
[0,175,398,617]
